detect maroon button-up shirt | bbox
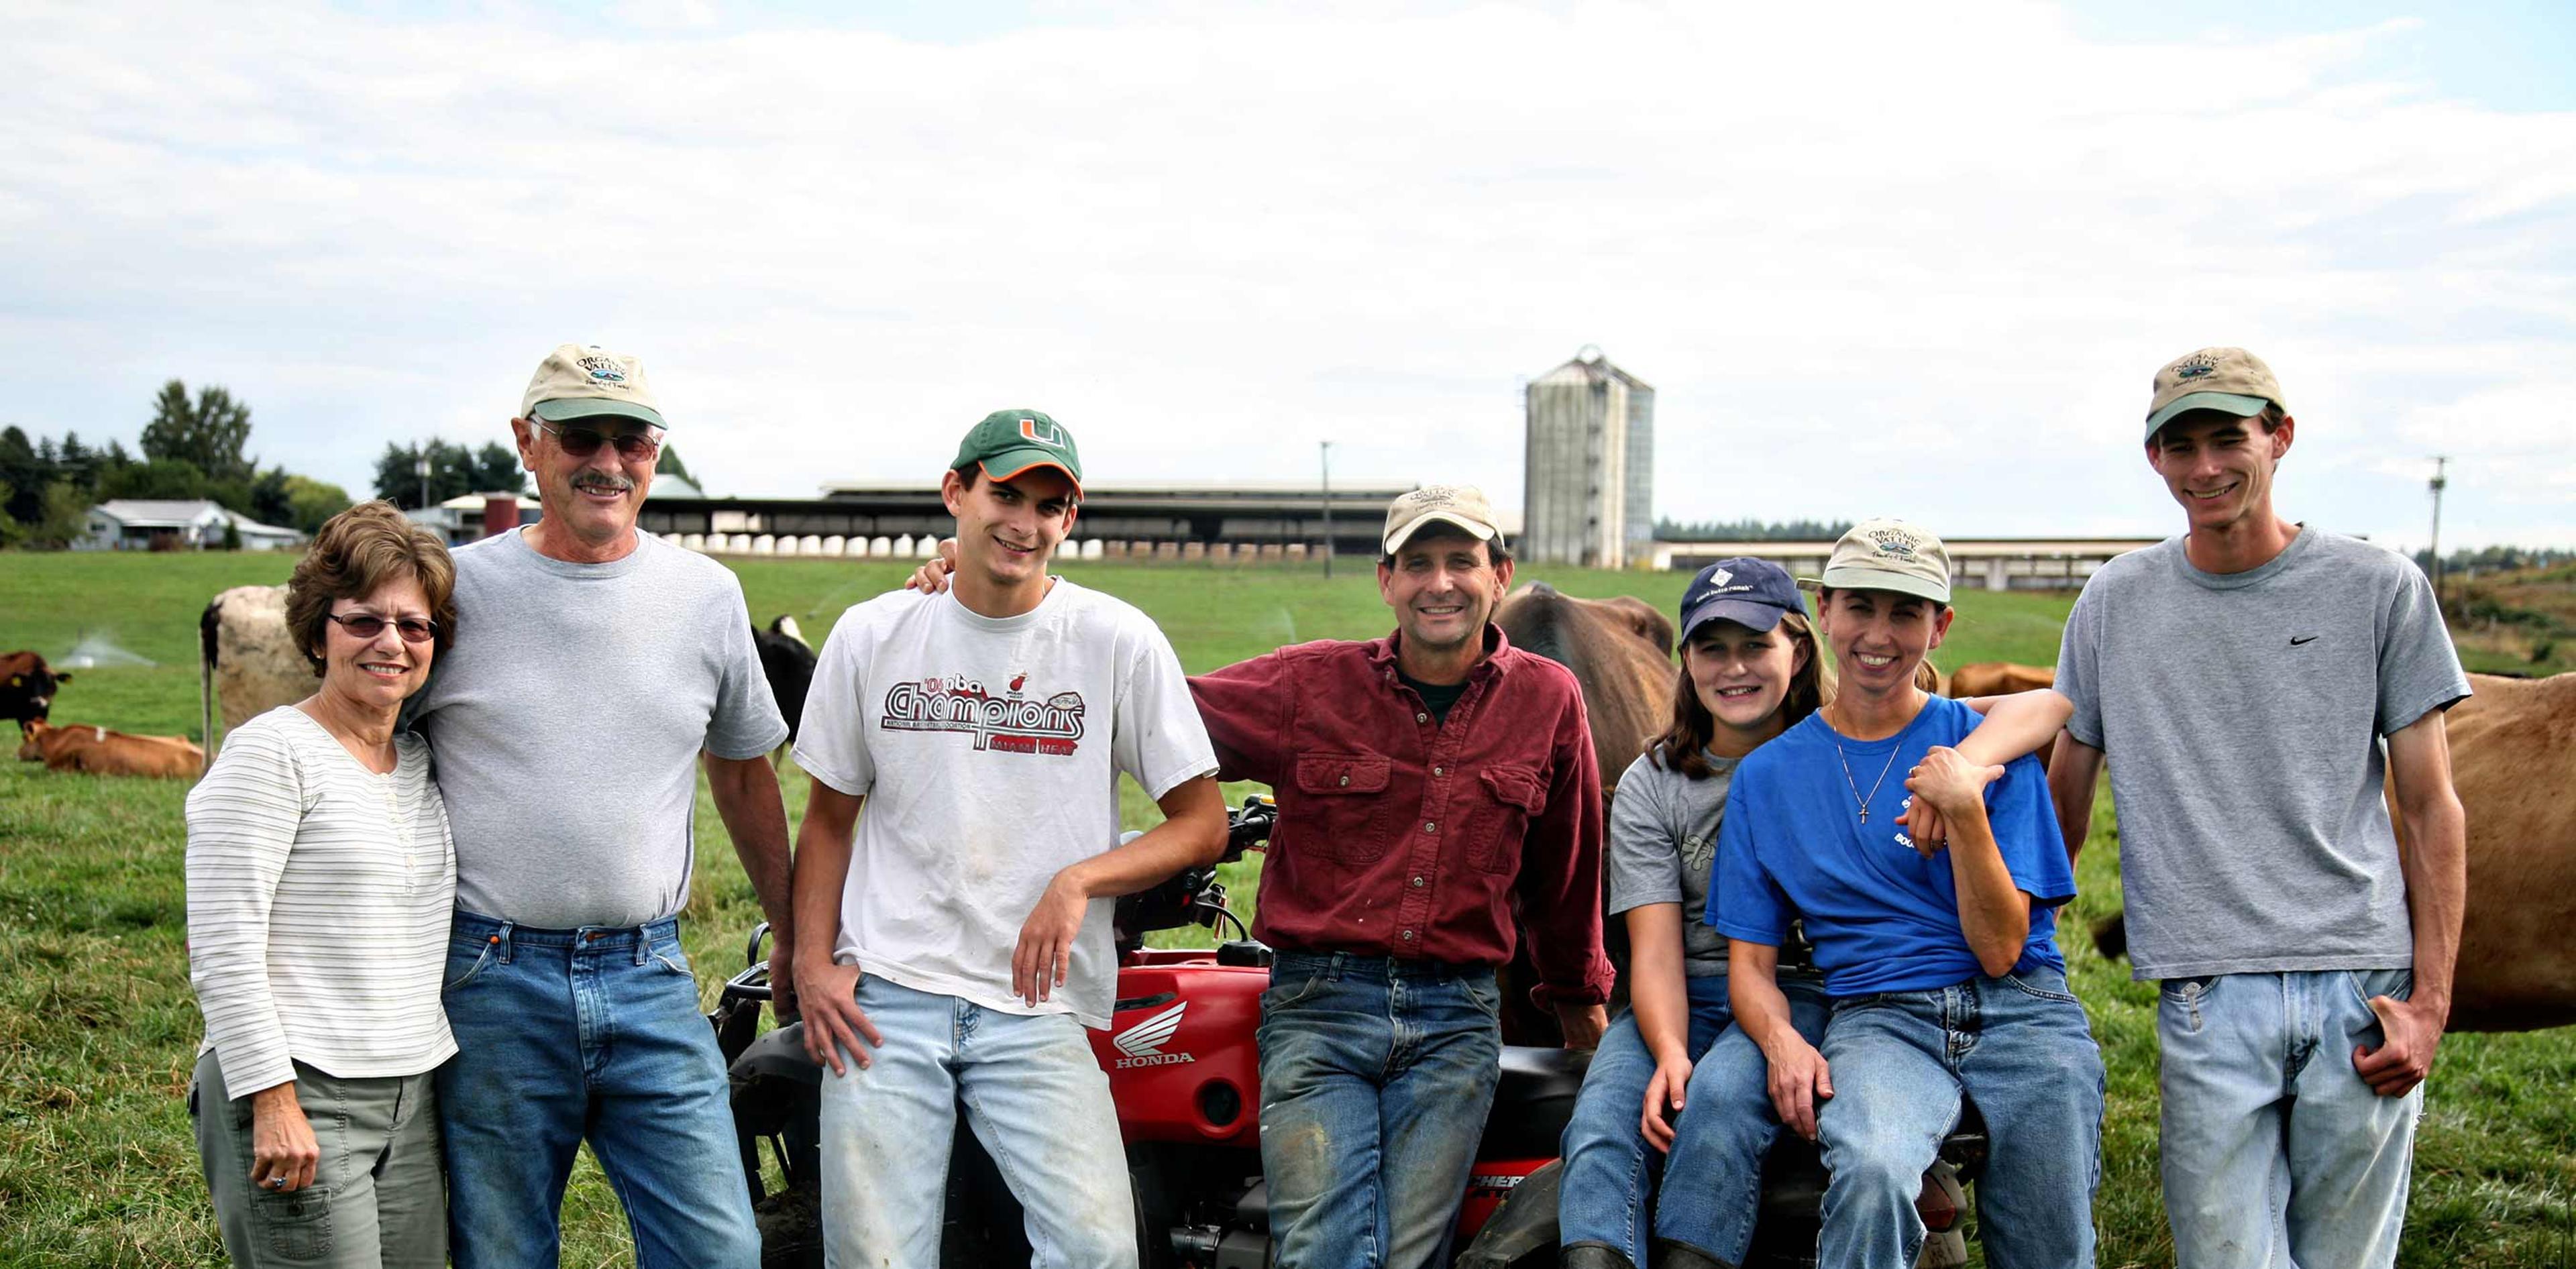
[1189,627,1614,1006]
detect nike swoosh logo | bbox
[2290,635,2319,646]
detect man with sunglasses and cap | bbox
[406,344,794,1268]
[790,410,1226,1269]
[1189,486,1615,1269]
[2047,349,2469,1268]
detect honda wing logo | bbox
[1112,1001,1195,1069]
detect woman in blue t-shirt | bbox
[1713,520,2104,1269]
[1554,556,2076,1269]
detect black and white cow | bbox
[753,615,818,746]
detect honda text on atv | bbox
[714,796,1984,1268]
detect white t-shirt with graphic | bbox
[793,579,1218,1028]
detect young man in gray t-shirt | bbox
[2049,347,2469,1269]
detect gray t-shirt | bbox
[409,529,787,928]
[1607,747,1738,977]
[2054,528,2469,981]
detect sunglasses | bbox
[327,613,438,644]
[537,420,662,461]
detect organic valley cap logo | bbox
[577,354,629,386]
[1112,1001,1193,1068]
[1868,526,1921,559]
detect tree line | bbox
[1,382,368,549]
[2412,545,2576,575]
[0,380,565,549]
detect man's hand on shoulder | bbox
[906,540,961,594]
[2354,992,2446,1097]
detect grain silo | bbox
[1522,347,1654,567]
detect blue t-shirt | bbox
[1710,694,2074,995]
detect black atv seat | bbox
[1475,1045,1591,1158]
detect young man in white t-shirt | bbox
[789,409,1227,1269]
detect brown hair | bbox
[1378,528,1513,569]
[1652,610,1835,779]
[286,500,459,677]
[2151,402,2288,451]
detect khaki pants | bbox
[190,1049,446,1268]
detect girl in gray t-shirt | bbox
[1556,559,1837,1266]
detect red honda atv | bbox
[713,795,1981,1267]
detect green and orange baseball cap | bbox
[953,409,1083,496]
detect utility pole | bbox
[2426,455,2449,603]
[1319,440,1335,578]
[416,448,432,512]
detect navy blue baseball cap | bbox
[1678,557,1803,639]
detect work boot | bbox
[1654,1244,1736,1269]
[1561,1246,1635,1269]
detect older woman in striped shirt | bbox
[186,501,460,1268]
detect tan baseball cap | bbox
[1811,518,1952,604]
[1382,484,1503,555]
[2144,347,2284,441]
[520,344,667,429]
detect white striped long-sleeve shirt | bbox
[185,706,458,1099]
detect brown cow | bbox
[2430,671,2576,1032]
[17,719,206,779]
[1945,661,2055,699]
[2088,671,2575,1032]
[1,651,72,724]
[1491,582,1676,1041]
[1493,583,1674,802]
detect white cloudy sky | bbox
[5,0,2571,550]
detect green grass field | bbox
[2,552,2571,1266]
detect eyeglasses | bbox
[327,613,438,644]
[537,420,662,462]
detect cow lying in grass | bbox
[16,719,205,779]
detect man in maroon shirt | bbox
[1189,484,1614,1269]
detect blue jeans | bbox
[1257,952,1503,1269]
[1815,967,2104,1269]
[1652,973,1833,1264]
[816,975,1136,1269]
[2159,969,2420,1269]
[436,911,757,1269]
[1558,976,1733,1262]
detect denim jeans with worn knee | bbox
[1651,973,1833,1266]
[1815,967,2103,1269]
[817,975,1137,1269]
[1258,951,1502,1269]
[437,911,757,1269]
[2159,968,2420,1269]
[1557,974,1733,1264]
